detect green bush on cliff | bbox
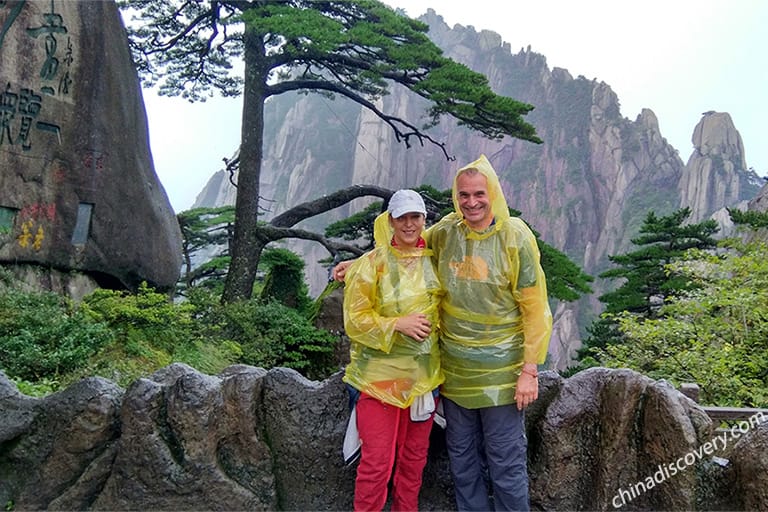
[0,281,339,395]
[0,288,113,382]
[594,240,768,408]
[189,288,338,381]
[81,282,198,354]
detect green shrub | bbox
[0,288,113,381]
[68,283,240,388]
[259,248,313,314]
[0,279,337,394]
[80,282,196,353]
[202,298,339,380]
[10,376,60,397]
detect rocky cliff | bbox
[0,0,183,296]
[681,111,755,231]
[191,9,762,368]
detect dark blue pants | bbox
[443,398,529,511]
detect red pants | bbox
[354,392,437,512]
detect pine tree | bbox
[579,208,719,356]
[120,0,543,303]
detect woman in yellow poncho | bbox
[342,189,444,512]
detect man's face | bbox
[456,171,492,230]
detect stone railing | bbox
[1,366,766,511]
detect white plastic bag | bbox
[343,406,362,465]
[410,392,435,422]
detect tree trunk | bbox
[221,26,267,303]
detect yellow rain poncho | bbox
[426,154,553,409]
[342,213,444,408]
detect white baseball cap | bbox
[388,189,426,219]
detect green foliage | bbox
[10,376,60,398]
[58,283,240,388]
[120,0,245,99]
[177,206,234,294]
[420,185,454,217]
[0,265,15,286]
[239,1,541,142]
[1,246,346,393]
[575,314,624,361]
[580,208,719,355]
[0,279,340,394]
[0,288,114,381]
[594,241,768,407]
[81,282,195,353]
[187,256,231,295]
[325,201,383,247]
[198,298,338,381]
[538,239,593,302]
[259,248,313,314]
[164,338,243,377]
[412,58,541,142]
[729,207,768,229]
[599,208,719,315]
[559,355,600,378]
[177,206,235,248]
[59,342,174,390]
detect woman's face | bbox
[390,212,425,248]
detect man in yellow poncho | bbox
[335,156,552,511]
[342,189,444,512]
[427,154,552,511]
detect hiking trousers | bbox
[443,398,529,511]
[354,392,436,512]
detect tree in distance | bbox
[576,207,719,365]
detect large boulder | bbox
[529,368,712,510]
[0,374,123,510]
[0,0,182,292]
[92,364,276,511]
[731,421,768,509]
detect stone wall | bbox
[1,365,765,510]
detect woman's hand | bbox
[394,313,432,342]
